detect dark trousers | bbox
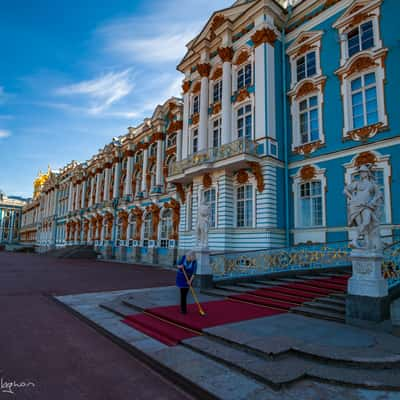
[180,288,189,313]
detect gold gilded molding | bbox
[192,81,201,94]
[218,46,234,63]
[164,199,180,240]
[251,28,277,48]
[211,67,223,81]
[300,165,317,181]
[346,56,378,78]
[182,81,191,94]
[197,63,211,78]
[236,169,249,185]
[355,151,377,167]
[192,113,200,125]
[293,140,323,156]
[212,102,222,115]
[234,49,249,66]
[346,122,384,142]
[174,183,185,204]
[236,87,250,103]
[203,173,212,189]
[295,81,318,100]
[248,162,264,192]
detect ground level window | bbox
[204,188,217,228]
[299,181,323,227]
[236,185,253,227]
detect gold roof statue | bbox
[33,166,51,199]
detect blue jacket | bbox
[176,255,197,288]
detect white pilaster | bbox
[124,156,134,196]
[155,140,163,186]
[176,130,182,162]
[141,146,149,192]
[182,92,190,160]
[81,181,87,208]
[95,174,101,204]
[199,75,209,151]
[113,161,121,199]
[104,168,110,201]
[222,61,233,145]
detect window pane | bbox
[300,198,311,227]
[365,72,376,86]
[351,77,362,92]
[348,28,360,57]
[306,52,316,77]
[361,21,374,50]
[299,100,307,111]
[312,197,323,226]
[296,56,306,81]
[309,96,318,107]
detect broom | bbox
[181,267,206,316]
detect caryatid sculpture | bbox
[196,200,210,249]
[344,164,383,251]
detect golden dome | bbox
[33,167,51,199]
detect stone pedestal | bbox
[128,247,141,264]
[346,250,389,324]
[194,247,213,289]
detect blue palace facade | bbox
[20,0,400,263]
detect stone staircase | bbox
[44,245,98,259]
[202,271,348,323]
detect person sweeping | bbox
[176,251,201,315]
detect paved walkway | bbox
[59,284,400,400]
[0,252,193,400]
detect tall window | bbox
[236,185,253,227]
[348,21,374,58]
[299,96,319,144]
[160,209,172,248]
[299,181,323,227]
[193,95,200,114]
[296,51,316,81]
[213,81,222,103]
[212,118,221,148]
[351,72,378,129]
[237,64,252,89]
[237,104,252,139]
[204,188,217,228]
[143,213,152,247]
[192,129,198,154]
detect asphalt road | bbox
[0,252,193,400]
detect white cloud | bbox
[0,129,11,138]
[56,69,134,114]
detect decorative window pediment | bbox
[333,0,383,66]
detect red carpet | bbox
[123,275,348,346]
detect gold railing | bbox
[170,138,258,176]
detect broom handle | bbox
[181,265,205,314]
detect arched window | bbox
[128,214,137,243]
[160,209,172,248]
[167,155,176,176]
[167,134,176,148]
[150,143,157,158]
[150,163,157,189]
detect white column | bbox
[141,146,149,192]
[253,24,276,140]
[67,182,73,212]
[155,140,163,186]
[176,130,183,162]
[198,64,210,151]
[113,160,121,199]
[182,90,190,160]
[89,178,95,206]
[104,167,111,201]
[94,174,99,204]
[222,58,233,145]
[81,181,87,208]
[124,155,134,196]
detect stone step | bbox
[200,288,237,297]
[290,306,345,323]
[183,335,400,390]
[330,293,347,300]
[215,285,250,293]
[100,300,137,318]
[314,296,346,307]
[254,280,287,286]
[236,282,268,289]
[301,301,345,314]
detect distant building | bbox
[0,190,27,244]
[21,0,400,262]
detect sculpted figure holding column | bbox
[344,164,383,251]
[196,200,210,249]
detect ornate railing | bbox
[210,243,351,281]
[171,138,258,176]
[383,240,400,289]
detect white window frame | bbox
[212,80,223,104]
[191,128,199,155]
[235,102,253,141]
[293,167,327,230]
[295,50,318,83]
[334,1,383,67]
[291,91,324,149]
[159,208,173,248]
[340,63,387,138]
[232,55,254,92]
[210,117,222,148]
[234,183,255,228]
[192,94,200,115]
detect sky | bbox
[0,0,232,198]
